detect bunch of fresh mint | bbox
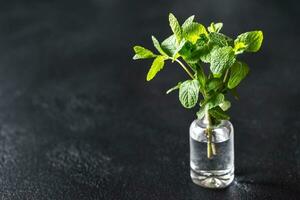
[132,13,263,122]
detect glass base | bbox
[190,168,234,188]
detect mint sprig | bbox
[132,13,263,122]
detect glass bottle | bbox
[189,117,234,188]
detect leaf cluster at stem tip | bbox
[132,13,263,122]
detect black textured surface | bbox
[0,0,299,199]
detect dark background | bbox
[0,0,299,199]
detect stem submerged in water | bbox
[204,110,216,159]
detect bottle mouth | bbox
[200,117,224,128]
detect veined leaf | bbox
[228,61,249,89]
[179,80,200,108]
[205,93,225,110]
[161,35,186,58]
[206,78,223,92]
[182,22,207,44]
[146,56,165,81]
[169,13,182,44]
[207,22,223,33]
[133,46,156,60]
[182,15,195,28]
[199,45,216,63]
[210,46,236,76]
[188,63,206,93]
[209,32,231,47]
[182,35,209,64]
[209,107,230,120]
[219,100,231,111]
[233,42,247,54]
[151,36,168,56]
[234,31,263,52]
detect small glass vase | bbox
[189,118,234,188]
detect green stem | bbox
[174,59,194,79]
[204,110,216,159]
[223,69,230,83]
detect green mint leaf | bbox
[169,13,182,44]
[133,46,157,60]
[207,22,215,33]
[161,35,177,57]
[151,36,168,56]
[206,78,223,92]
[179,79,200,108]
[209,32,232,47]
[205,93,225,110]
[166,82,182,94]
[161,35,186,58]
[146,56,165,81]
[219,100,231,111]
[182,35,209,64]
[199,45,215,63]
[234,30,263,52]
[228,61,249,89]
[207,22,223,33]
[185,45,209,64]
[210,46,236,76]
[182,15,195,28]
[233,41,247,54]
[209,107,230,120]
[214,23,223,32]
[178,41,193,58]
[188,63,206,93]
[173,38,186,58]
[182,22,207,44]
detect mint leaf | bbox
[133,46,157,60]
[161,35,186,58]
[206,78,222,92]
[210,46,236,76]
[146,56,165,81]
[209,32,232,47]
[233,41,247,54]
[228,61,249,89]
[207,22,223,33]
[188,63,206,93]
[234,31,263,52]
[209,107,230,120]
[169,13,182,44]
[151,36,168,56]
[199,45,216,63]
[166,82,181,94]
[219,100,231,111]
[185,45,209,64]
[179,80,200,108]
[182,15,195,28]
[182,22,207,44]
[182,35,209,64]
[205,93,225,109]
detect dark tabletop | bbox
[0,0,299,199]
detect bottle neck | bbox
[203,110,221,127]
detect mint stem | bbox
[223,69,229,83]
[204,110,215,159]
[174,59,194,79]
